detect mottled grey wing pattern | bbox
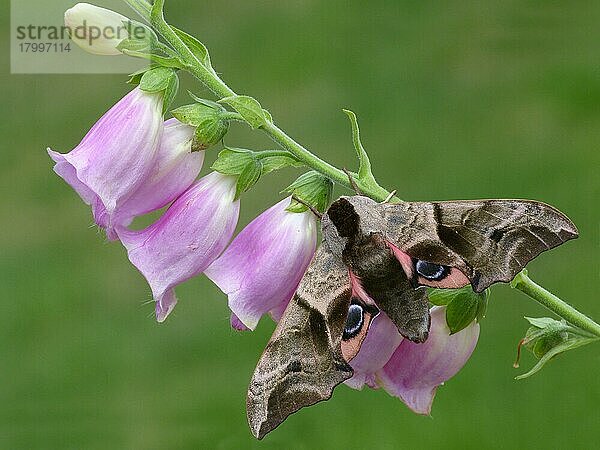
[380,200,578,292]
[246,245,353,439]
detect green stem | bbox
[256,150,300,159]
[511,270,600,337]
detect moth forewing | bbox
[378,199,578,292]
[246,245,354,439]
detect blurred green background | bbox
[2,1,599,448]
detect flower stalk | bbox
[511,270,600,337]
[122,0,597,342]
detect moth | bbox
[247,196,577,438]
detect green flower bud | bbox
[192,117,230,151]
[172,100,230,151]
[284,171,333,214]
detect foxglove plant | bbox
[48,0,600,439]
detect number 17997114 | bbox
[18,42,71,53]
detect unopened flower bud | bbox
[192,116,230,151]
[172,101,230,151]
[64,3,130,55]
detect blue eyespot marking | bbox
[343,304,364,340]
[415,260,449,281]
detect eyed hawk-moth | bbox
[247,196,578,439]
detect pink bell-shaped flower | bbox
[378,306,480,414]
[118,172,240,322]
[48,87,163,239]
[205,197,318,330]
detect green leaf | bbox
[211,148,255,175]
[284,171,333,213]
[261,154,304,174]
[171,26,212,69]
[428,285,472,306]
[429,286,488,334]
[445,291,479,335]
[343,109,373,182]
[140,67,176,93]
[219,95,272,129]
[235,159,263,200]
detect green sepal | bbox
[212,148,302,177]
[140,67,176,92]
[428,286,469,306]
[211,148,255,175]
[121,50,182,69]
[235,159,263,200]
[118,20,183,68]
[284,171,333,214]
[117,19,158,50]
[118,37,151,53]
[219,95,272,129]
[524,323,568,359]
[261,155,304,173]
[516,337,597,380]
[192,118,229,151]
[162,72,179,114]
[139,67,179,114]
[171,26,213,70]
[476,289,490,322]
[172,100,230,149]
[429,286,489,334]
[171,100,226,126]
[445,291,479,335]
[127,66,153,85]
[515,317,598,379]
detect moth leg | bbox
[381,190,397,204]
[342,168,364,195]
[291,195,323,219]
